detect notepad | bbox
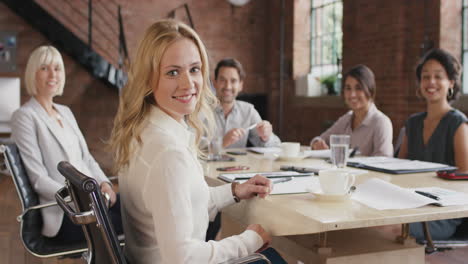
[302,149,331,159]
[302,149,358,159]
[347,156,456,174]
[280,164,368,175]
[247,147,282,154]
[218,171,312,182]
[351,178,468,210]
[237,176,319,195]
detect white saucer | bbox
[307,188,352,202]
[278,155,306,162]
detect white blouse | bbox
[119,106,263,264]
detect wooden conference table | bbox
[203,150,468,264]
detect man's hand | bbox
[256,121,273,142]
[234,175,272,199]
[311,138,329,150]
[223,128,246,148]
[100,182,117,207]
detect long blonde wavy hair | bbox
[108,20,217,173]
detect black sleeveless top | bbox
[405,109,467,166]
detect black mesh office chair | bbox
[0,144,87,258]
[55,161,271,264]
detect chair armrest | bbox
[219,253,271,264]
[16,197,71,222]
[55,186,96,225]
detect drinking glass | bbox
[208,138,223,161]
[330,134,350,168]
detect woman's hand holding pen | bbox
[234,175,272,199]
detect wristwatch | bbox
[231,182,241,203]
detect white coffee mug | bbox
[281,142,300,157]
[318,169,355,195]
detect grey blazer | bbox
[11,97,110,237]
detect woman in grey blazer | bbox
[11,46,122,243]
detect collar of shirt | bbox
[148,106,194,148]
[360,102,378,127]
[30,97,61,122]
[215,100,240,119]
[345,102,378,129]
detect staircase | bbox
[3,0,128,90]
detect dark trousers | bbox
[206,213,286,263]
[53,194,123,244]
[252,247,287,264]
[206,212,222,241]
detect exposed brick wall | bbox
[36,0,121,66]
[1,0,271,171]
[2,0,465,169]
[276,0,466,145]
[0,3,118,173]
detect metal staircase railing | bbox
[3,0,128,90]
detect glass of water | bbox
[330,134,350,168]
[208,138,223,161]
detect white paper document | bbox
[352,178,468,210]
[302,149,331,159]
[280,164,368,175]
[410,187,468,207]
[238,176,319,195]
[218,171,311,182]
[247,147,282,154]
[302,149,356,159]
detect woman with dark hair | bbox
[310,64,393,156]
[399,48,468,240]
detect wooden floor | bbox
[1,174,468,264]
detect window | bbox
[463,0,468,93]
[310,0,343,95]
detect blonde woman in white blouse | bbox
[109,20,280,263]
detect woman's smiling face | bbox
[153,38,203,122]
[343,76,370,111]
[419,59,454,103]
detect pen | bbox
[272,177,293,184]
[415,190,440,200]
[246,123,257,130]
[349,147,359,158]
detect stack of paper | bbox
[351,178,468,210]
